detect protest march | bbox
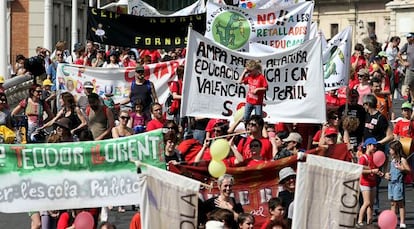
[1,0,414,229]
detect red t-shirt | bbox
[237,137,272,161]
[242,73,268,105]
[146,119,164,131]
[358,154,377,187]
[393,119,414,138]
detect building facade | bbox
[5,0,414,77]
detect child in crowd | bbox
[238,213,255,229]
[238,59,268,122]
[128,98,148,134]
[384,141,411,229]
[260,197,286,229]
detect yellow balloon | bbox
[234,107,245,123]
[210,139,230,160]
[208,160,227,178]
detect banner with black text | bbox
[182,29,326,124]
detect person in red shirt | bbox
[146,103,165,131]
[350,43,368,89]
[357,137,384,227]
[393,101,414,139]
[260,197,287,229]
[225,139,266,167]
[238,60,268,122]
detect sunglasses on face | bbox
[250,144,260,148]
[248,122,258,127]
[120,116,130,120]
[136,70,144,74]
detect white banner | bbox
[292,155,363,228]
[139,165,200,229]
[239,0,306,9]
[205,1,313,51]
[182,29,326,124]
[322,26,352,91]
[129,0,206,16]
[55,59,184,105]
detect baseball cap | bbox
[135,65,144,72]
[279,167,296,184]
[42,79,53,86]
[84,81,94,89]
[378,51,387,58]
[364,137,378,147]
[0,76,4,84]
[363,48,372,54]
[325,127,338,136]
[357,68,369,76]
[283,132,302,144]
[406,33,414,38]
[401,101,412,110]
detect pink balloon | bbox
[373,150,386,167]
[74,211,94,229]
[378,210,397,229]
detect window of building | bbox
[367,22,375,36]
[330,23,338,38]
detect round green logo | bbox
[212,12,250,50]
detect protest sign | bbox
[182,28,326,124]
[169,155,300,227]
[0,130,164,213]
[293,155,363,228]
[139,165,201,229]
[238,0,307,9]
[322,26,353,91]
[87,7,206,49]
[55,59,184,106]
[205,1,313,51]
[129,0,206,16]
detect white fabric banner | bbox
[129,0,206,16]
[239,0,307,9]
[292,155,363,228]
[55,59,184,105]
[205,1,314,52]
[322,26,352,91]
[182,28,326,124]
[139,165,200,229]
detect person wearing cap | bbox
[0,92,12,130]
[274,132,304,160]
[121,65,158,118]
[338,89,366,151]
[87,93,115,140]
[77,81,94,114]
[312,110,341,146]
[357,137,384,227]
[41,78,56,112]
[398,32,414,102]
[238,59,268,122]
[167,64,185,127]
[393,101,414,139]
[277,167,296,219]
[47,117,74,143]
[350,43,368,89]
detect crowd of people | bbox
[1,31,413,229]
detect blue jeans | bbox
[243,102,263,121]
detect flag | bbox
[322,26,353,91]
[292,154,363,228]
[129,0,206,16]
[139,165,201,228]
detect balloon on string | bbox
[378,210,397,229]
[373,150,386,167]
[208,160,226,178]
[210,139,230,161]
[74,211,94,229]
[233,106,245,123]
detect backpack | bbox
[165,81,180,115]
